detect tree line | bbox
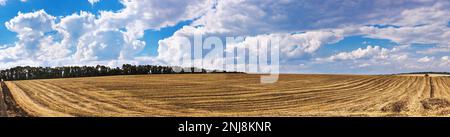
[398,72,450,75]
[0,64,236,81]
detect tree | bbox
[0,64,221,81]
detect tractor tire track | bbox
[429,77,435,98]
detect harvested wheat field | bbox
[3,74,450,117]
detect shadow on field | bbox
[421,98,450,110]
[0,81,28,117]
[381,101,409,113]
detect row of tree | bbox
[398,72,450,75]
[0,64,234,81]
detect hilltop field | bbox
[2,73,450,117]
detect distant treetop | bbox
[0,64,242,81]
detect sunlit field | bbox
[3,74,450,117]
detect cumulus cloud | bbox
[1,0,450,74]
[155,25,345,70]
[0,0,212,68]
[357,2,450,46]
[155,0,450,73]
[97,0,212,39]
[88,0,100,5]
[0,0,6,6]
[418,56,434,63]
[326,46,391,61]
[1,10,66,63]
[75,30,125,61]
[313,45,414,72]
[54,11,96,52]
[5,10,55,37]
[280,31,344,59]
[440,56,450,67]
[156,26,201,66]
[193,0,439,35]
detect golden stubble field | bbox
[4,74,450,117]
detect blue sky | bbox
[0,0,449,74]
[318,35,398,56]
[0,0,122,45]
[139,20,192,56]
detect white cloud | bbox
[88,0,100,5]
[97,0,212,40]
[74,30,125,61]
[0,0,212,68]
[0,0,6,6]
[155,0,450,74]
[69,0,213,62]
[1,0,450,74]
[121,0,450,73]
[357,63,371,68]
[281,31,344,59]
[157,26,200,66]
[155,25,345,70]
[417,47,450,54]
[417,56,434,63]
[326,46,390,61]
[358,2,450,46]
[5,10,55,36]
[54,11,96,52]
[74,29,144,61]
[1,10,65,63]
[440,56,450,67]
[193,0,439,35]
[314,45,414,71]
[392,54,408,61]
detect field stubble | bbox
[4,74,450,117]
